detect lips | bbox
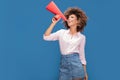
[67,20,72,23]
[67,21,73,25]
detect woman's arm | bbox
[79,36,88,80]
[44,15,60,36]
[82,64,87,74]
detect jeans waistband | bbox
[61,52,79,58]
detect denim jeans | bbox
[59,53,85,80]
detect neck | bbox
[69,27,77,35]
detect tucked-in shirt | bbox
[43,29,87,65]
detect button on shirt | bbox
[43,29,87,65]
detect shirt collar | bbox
[66,29,80,37]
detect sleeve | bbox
[79,36,87,65]
[43,29,62,41]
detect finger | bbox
[84,76,86,80]
[52,18,57,22]
[53,17,60,21]
[54,14,60,19]
[52,18,56,21]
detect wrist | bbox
[51,22,56,25]
[82,65,87,74]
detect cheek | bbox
[73,20,78,24]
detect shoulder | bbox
[79,32,86,40]
[59,29,67,31]
[57,29,67,33]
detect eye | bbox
[70,15,75,18]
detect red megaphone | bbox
[46,1,67,21]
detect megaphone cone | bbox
[46,1,67,21]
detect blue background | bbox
[0,0,120,80]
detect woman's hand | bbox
[44,15,61,36]
[52,14,61,24]
[84,73,88,80]
[82,65,88,80]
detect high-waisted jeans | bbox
[59,53,85,80]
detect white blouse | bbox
[43,29,87,65]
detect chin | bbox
[68,24,73,27]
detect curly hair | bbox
[64,7,88,32]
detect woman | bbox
[43,7,88,80]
